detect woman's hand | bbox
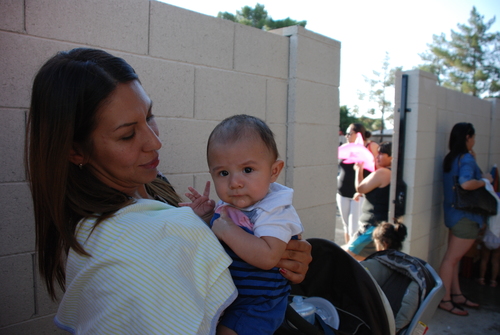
[483,172,493,183]
[178,181,215,223]
[277,239,312,284]
[353,161,364,171]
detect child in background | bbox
[184,114,303,335]
[372,221,408,251]
[477,226,500,288]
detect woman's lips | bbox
[141,157,159,169]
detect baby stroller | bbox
[276,238,444,335]
[362,249,445,335]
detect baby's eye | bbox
[243,167,253,173]
[146,114,155,123]
[219,170,229,177]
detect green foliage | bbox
[417,7,500,97]
[217,3,306,31]
[339,105,358,132]
[358,52,400,135]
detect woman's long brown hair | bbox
[26,48,181,299]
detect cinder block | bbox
[122,53,196,118]
[0,314,66,335]
[234,24,288,79]
[35,267,62,317]
[0,254,34,327]
[408,235,430,261]
[294,35,340,86]
[268,123,287,172]
[0,32,76,108]
[0,109,26,182]
[156,118,217,174]
[416,71,438,107]
[162,173,195,203]
[149,2,234,68]
[276,26,340,86]
[290,123,336,167]
[265,79,288,125]
[0,0,24,32]
[0,183,35,256]
[408,184,433,215]
[291,165,336,210]
[25,0,149,54]
[194,68,266,121]
[297,203,336,241]
[292,79,337,125]
[409,208,432,241]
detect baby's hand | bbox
[483,172,493,183]
[211,207,237,240]
[179,181,215,222]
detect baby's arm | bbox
[178,181,215,224]
[212,207,287,270]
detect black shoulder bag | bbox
[452,157,497,216]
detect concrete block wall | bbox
[0,0,340,332]
[391,70,499,269]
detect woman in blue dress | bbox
[438,123,493,316]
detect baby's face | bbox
[208,137,282,209]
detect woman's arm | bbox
[354,162,391,194]
[459,154,493,190]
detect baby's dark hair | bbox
[207,114,279,160]
[373,222,407,251]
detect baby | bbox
[183,114,303,335]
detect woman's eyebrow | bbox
[114,101,153,131]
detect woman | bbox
[26,48,311,334]
[337,123,376,243]
[438,122,492,316]
[372,221,408,252]
[347,141,392,260]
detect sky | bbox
[158,0,500,124]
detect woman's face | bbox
[345,126,357,143]
[376,151,392,168]
[466,134,475,151]
[86,80,162,197]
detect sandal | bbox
[477,277,485,285]
[438,300,468,316]
[451,294,479,308]
[490,280,498,288]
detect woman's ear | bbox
[270,160,285,182]
[68,144,85,166]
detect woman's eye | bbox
[122,133,135,140]
[219,171,229,177]
[244,167,253,173]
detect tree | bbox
[339,105,358,133]
[358,52,400,136]
[417,7,500,97]
[217,3,306,31]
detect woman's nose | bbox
[144,125,162,151]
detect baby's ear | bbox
[270,160,284,182]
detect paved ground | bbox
[333,212,500,335]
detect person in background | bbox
[439,122,492,316]
[477,225,500,288]
[25,48,312,334]
[372,221,408,252]
[347,141,392,260]
[336,123,374,243]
